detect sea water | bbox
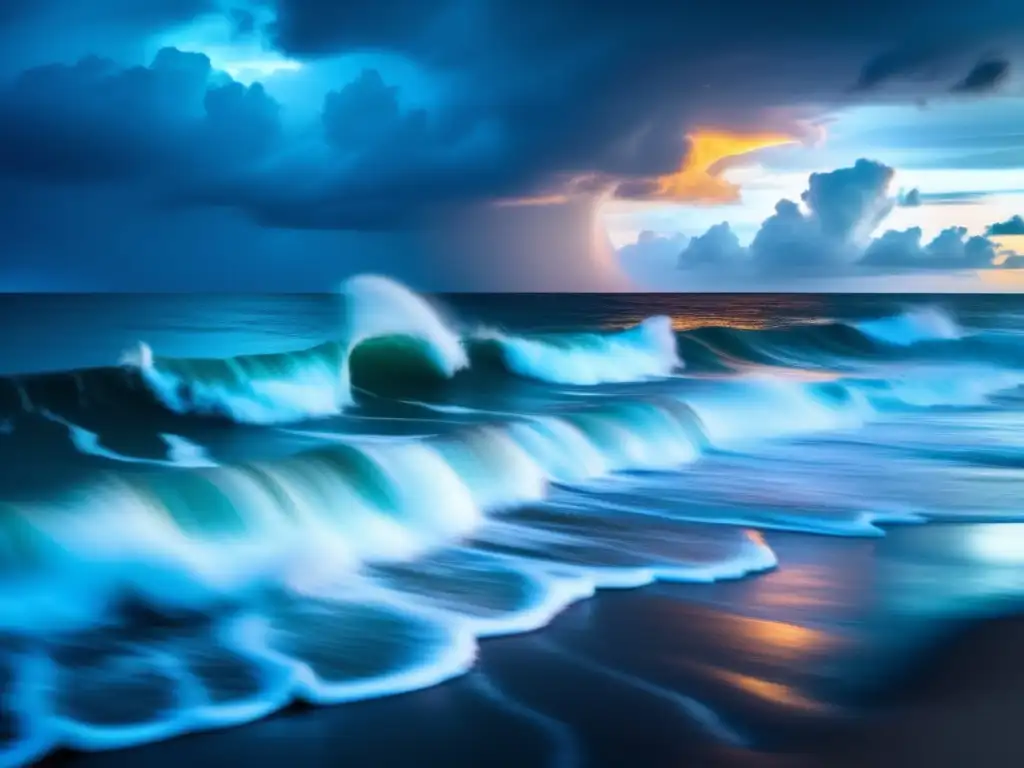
[0,280,1024,765]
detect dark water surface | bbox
[2,281,1024,766]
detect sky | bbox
[1,1,1024,292]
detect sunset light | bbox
[655,129,798,204]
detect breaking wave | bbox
[4,279,1024,765]
[0,288,1011,438]
[470,315,681,385]
[853,306,963,346]
[0,279,686,427]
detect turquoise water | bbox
[1,277,1024,765]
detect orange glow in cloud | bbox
[992,235,1024,263]
[656,129,797,204]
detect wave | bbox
[40,408,217,468]
[122,303,973,428]
[127,276,468,424]
[470,316,681,385]
[0,381,794,763]
[0,290,1011,446]
[1,375,878,633]
[0,280,684,429]
[0,356,1014,636]
[853,306,963,347]
[122,279,687,424]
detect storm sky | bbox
[2,0,1024,291]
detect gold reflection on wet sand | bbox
[654,605,839,665]
[704,666,829,713]
[738,616,833,659]
[743,564,847,611]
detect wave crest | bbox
[853,307,963,346]
[124,281,682,423]
[126,276,470,424]
[472,316,681,385]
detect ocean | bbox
[2,278,1024,766]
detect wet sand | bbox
[799,613,1024,767]
[43,526,1024,768]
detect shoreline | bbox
[35,524,1024,768]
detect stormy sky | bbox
[1,0,1024,291]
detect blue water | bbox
[2,277,1024,765]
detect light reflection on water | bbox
[701,666,830,713]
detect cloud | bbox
[987,215,1024,236]
[186,65,523,231]
[0,47,282,184]
[230,7,257,36]
[952,58,1010,93]
[617,230,689,286]
[673,159,896,275]
[620,229,688,257]
[801,159,895,240]
[897,188,921,207]
[322,69,421,151]
[909,190,994,205]
[231,0,1024,232]
[861,226,1000,270]
[748,199,832,272]
[852,48,1011,95]
[665,158,1015,285]
[3,0,1024,289]
[749,159,895,273]
[854,47,941,91]
[0,0,214,33]
[5,2,1023,231]
[641,130,797,204]
[0,0,218,74]
[678,223,745,268]
[669,160,898,277]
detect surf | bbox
[122,278,686,424]
[0,282,998,434]
[4,286,1024,766]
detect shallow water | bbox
[1,279,1024,765]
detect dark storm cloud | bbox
[3,0,1024,289]
[270,0,450,55]
[951,58,1011,93]
[4,0,1024,234]
[321,69,425,151]
[987,214,1024,236]
[0,0,214,30]
[854,47,941,91]
[209,0,1024,231]
[0,0,219,75]
[0,47,281,183]
[230,7,257,36]
[854,50,1011,93]
[0,1,41,27]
